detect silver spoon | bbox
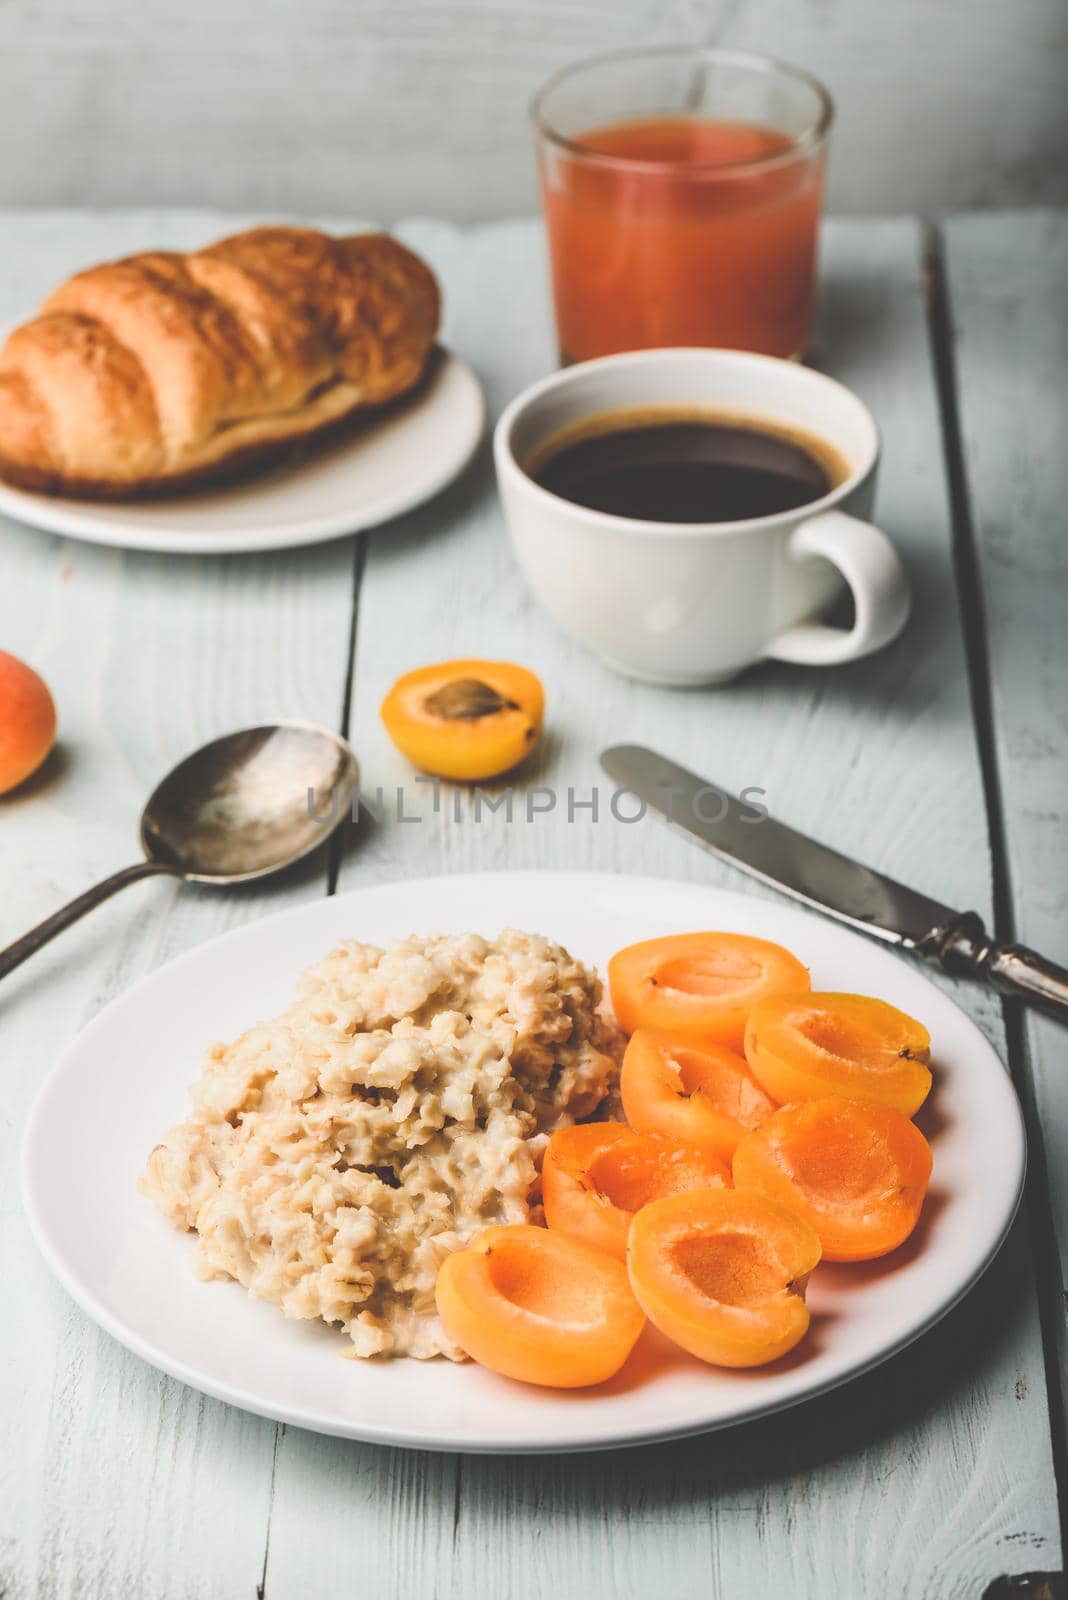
[0,721,358,981]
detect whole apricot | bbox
[0,650,57,794]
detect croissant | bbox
[0,226,440,497]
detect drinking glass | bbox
[533,47,833,363]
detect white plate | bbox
[0,348,484,555]
[22,872,1025,1454]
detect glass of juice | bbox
[533,47,833,363]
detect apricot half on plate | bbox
[435,1224,645,1388]
[542,1121,730,1261]
[380,658,544,781]
[744,992,932,1116]
[732,1098,933,1262]
[621,1029,776,1161]
[608,932,810,1053]
[628,1190,822,1368]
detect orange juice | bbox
[539,115,826,363]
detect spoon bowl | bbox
[0,721,359,980]
[141,723,358,882]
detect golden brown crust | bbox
[0,226,440,499]
[0,350,444,500]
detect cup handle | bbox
[765,509,911,666]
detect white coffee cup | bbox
[493,348,910,686]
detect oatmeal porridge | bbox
[141,929,622,1359]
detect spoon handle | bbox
[0,861,176,981]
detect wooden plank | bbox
[1,0,1067,218]
[0,212,357,1600]
[262,217,1061,1598]
[944,209,1068,1354]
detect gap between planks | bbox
[923,218,1068,1561]
[327,533,368,897]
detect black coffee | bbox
[530,410,845,523]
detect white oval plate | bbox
[22,871,1024,1454]
[0,348,483,555]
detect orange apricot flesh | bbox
[435,1224,645,1388]
[620,1029,776,1161]
[380,658,544,781]
[0,650,56,794]
[542,1121,730,1261]
[732,1097,933,1262]
[627,1189,822,1368]
[609,932,810,1052]
[744,992,932,1116]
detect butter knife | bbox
[600,743,1068,1021]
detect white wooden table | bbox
[0,209,1064,1600]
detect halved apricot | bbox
[608,932,810,1052]
[435,1224,645,1388]
[380,658,544,781]
[744,992,932,1116]
[628,1190,821,1368]
[542,1121,730,1260]
[732,1098,933,1262]
[620,1029,776,1161]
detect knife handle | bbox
[938,914,1068,1022]
[983,942,1068,1020]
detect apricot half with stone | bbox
[627,1189,822,1368]
[380,658,544,781]
[744,992,932,1116]
[609,931,810,1052]
[435,1223,645,1388]
[542,1121,730,1261]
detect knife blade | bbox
[600,742,1068,1021]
